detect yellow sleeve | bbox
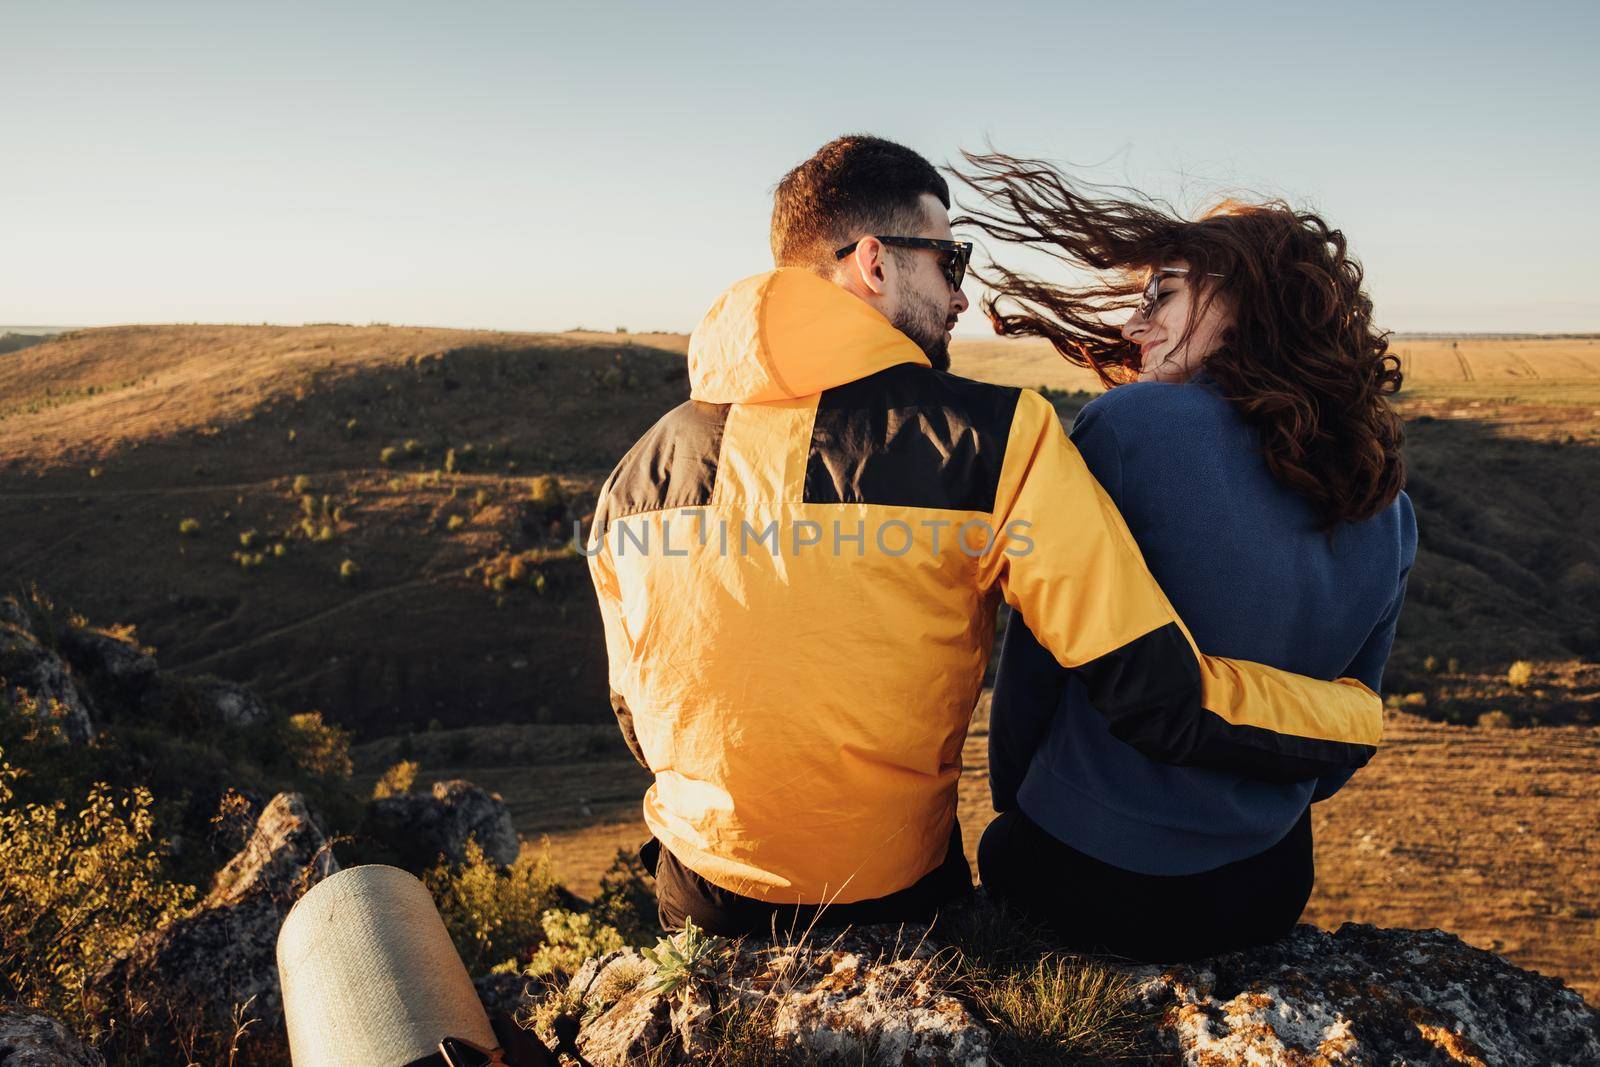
[977,389,1382,781]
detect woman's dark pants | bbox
[977,807,1314,963]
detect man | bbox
[586,134,1383,935]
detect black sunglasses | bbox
[834,236,973,292]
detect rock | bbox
[547,919,1600,1066]
[194,676,273,728]
[0,1005,105,1067]
[58,626,158,691]
[93,793,338,1052]
[366,778,520,870]
[474,971,544,1020]
[0,618,96,743]
[1129,922,1600,1065]
[567,928,990,1066]
[0,596,28,629]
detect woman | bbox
[954,152,1417,962]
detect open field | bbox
[950,334,1600,401]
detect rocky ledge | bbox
[549,920,1600,1065]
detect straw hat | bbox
[277,864,503,1066]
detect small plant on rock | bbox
[642,918,728,998]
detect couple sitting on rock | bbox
[584,134,1416,962]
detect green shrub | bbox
[339,558,360,584]
[1507,660,1534,688]
[447,514,466,532]
[292,474,312,494]
[316,523,335,542]
[239,529,257,549]
[523,909,625,980]
[403,438,425,458]
[380,446,400,466]
[372,759,419,799]
[231,550,266,572]
[0,751,196,1026]
[272,542,287,557]
[282,711,352,780]
[426,841,564,973]
[344,418,361,438]
[592,848,658,944]
[474,489,490,509]
[529,475,563,512]
[444,448,458,474]
[178,518,201,536]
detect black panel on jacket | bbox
[804,364,1022,512]
[1075,621,1379,782]
[594,399,730,532]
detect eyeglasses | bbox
[834,236,973,292]
[1136,267,1224,320]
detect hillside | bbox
[0,325,690,737]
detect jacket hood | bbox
[687,268,930,404]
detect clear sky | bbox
[3,0,1596,334]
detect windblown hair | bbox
[772,134,950,274]
[952,150,1405,528]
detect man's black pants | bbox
[978,807,1314,963]
[642,822,974,938]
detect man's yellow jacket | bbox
[587,268,1382,905]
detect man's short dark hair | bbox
[771,135,950,274]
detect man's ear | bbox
[847,236,891,297]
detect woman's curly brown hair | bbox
[951,149,1405,528]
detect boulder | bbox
[1129,923,1600,1065]
[58,626,159,692]
[0,1005,105,1067]
[93,792,338,1051]
[366,778,520,870]
[194,675,273,728]
[563,928,991,1066]
[0,618,95,744]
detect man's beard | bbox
[893,286,951,371]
